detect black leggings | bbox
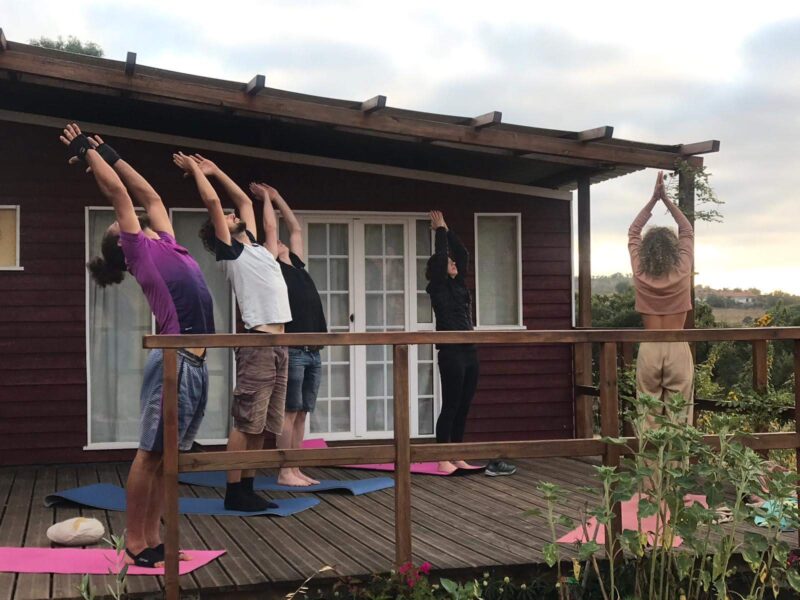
[435,346,479,443]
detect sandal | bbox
[126,547,163,568]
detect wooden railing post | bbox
[794,340,800,548]
[599,342,622,552]
[752,340,768,394]
[392,344,412,566]
[162,349,180,600]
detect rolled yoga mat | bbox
[44,483,318,517]
[179,471,395,495]
[302,438,486,476]
[0,547,225,576]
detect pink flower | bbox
[419,562,431,575]
[398,562,413,575]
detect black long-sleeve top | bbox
[425,228,474,345]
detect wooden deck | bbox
[0,457,792,599]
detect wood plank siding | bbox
[0,120,574,466]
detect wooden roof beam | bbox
[0,28,7,52]
[680,140,721,155]
[470,111,502,129]
[125,52,136,76]
[0,47,703,169]
[361,95,386,113]
[245,74,266,96]
[577,125,613,142]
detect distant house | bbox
[0,37,719,465]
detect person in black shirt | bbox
[269,186,328,486]
[426,211,516,477]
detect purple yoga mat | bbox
[302,439,485,476]
[0,547,225,576]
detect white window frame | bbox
[473,213,525,329]
[0,205,23,271]
[84,206,234,449]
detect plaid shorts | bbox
[232,345,288,435]
[139,349,208,452]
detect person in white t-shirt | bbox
[174,152,292,512]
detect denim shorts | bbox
[139,349,208,453]
[285,347,322,412]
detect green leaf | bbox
[637,499,659,518]
[786,569,800,592]
[542,543,558,568]
[577,540,601,561]
[439,578,458,595]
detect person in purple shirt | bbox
[60,123,215,568]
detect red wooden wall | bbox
[0,120,573,465]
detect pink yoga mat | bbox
[558,494,707,547]
[0,547,225,576]
[302,439,485,476]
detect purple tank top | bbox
[120,231,215,335]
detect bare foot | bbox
[437,461,457,474]
[277,469,312,487]
[296,469,320,485]
[453,460,473,469]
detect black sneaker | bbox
[485,460,517,477]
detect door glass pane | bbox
[415,221,434,325]
[365,259,383,291]
[364,223,406,432]
[416,219,431,256]
[172,211,234,440]
[307,222,352,435]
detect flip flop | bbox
[125,547,163,568]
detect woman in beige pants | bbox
[628,171,694,428]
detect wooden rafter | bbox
[470,111,502,129]
[125,52,136,76]
[245,74,265,96]
[360,94,386,113]
[680,140,721,155]
[0,47,711,169]
[577,125,613,142]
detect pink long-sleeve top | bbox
[627,198,694,315]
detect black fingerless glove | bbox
[95,142,121,166]
[68,134,92,162]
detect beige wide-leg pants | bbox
[635,341,694,428]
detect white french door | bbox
[302,213,438,440]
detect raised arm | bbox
[173,152,228,243]
[87,135,173,237]
[190,154,257,236]
[249,183,279,258]
[446,229,469,279]
[265,185,303,260]
[658,175,694,271]
[61,124,140,234]
[628,171,663,263]
[427,211,449,285]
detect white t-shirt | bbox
[215,231,292,329]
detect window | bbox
[86,208,234,447]
[474,214,523,328]
[0,205,21,270]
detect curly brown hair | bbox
[639,226,680,277]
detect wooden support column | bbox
[620,342,635,437]
[678,169,696,329]
[600,342,622,553]
[162,349,180,600]
[392,344,412,566]
[794,340,800,548]
[575,175,594,438]
[752,340,768,394]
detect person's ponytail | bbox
[87,233,127,287]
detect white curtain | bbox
[476,215,520,326]
[88,209,233,444]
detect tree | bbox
[29,36,103,57]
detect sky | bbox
[4,0,800,292]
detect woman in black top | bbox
[425,210,479,474]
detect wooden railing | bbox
[143,327,800,600]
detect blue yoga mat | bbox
[179,472,394,495]
[44,483,318,517]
